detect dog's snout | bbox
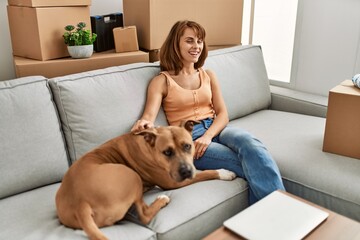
[179,163,193,180]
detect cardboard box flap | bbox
[113,26,139,53]
[8,0,91,7]
[330,80,360,96]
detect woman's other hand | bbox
[194,135,212,159]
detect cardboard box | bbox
[14,50,149,78]
[323,80,360,159]
[7,5,91,60]
[8,0,90,7]
[113,26,139,53]
[147,49,160,62]
[123,0,243,50]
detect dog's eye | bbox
[183,143,191,151]
[163,148,174,157]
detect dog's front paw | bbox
[217,169,236,180]
[157,195,170,206]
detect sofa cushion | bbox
[49,63,166,163]
[229,110,360,221]
[0,76,68,198]
[128,178,248,240]
[204,45,271,120]
[0,183,156,240]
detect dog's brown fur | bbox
[56,120,235,240]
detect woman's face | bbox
[179,27,204,64]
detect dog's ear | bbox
[134,129,157,147]
[180,120,200,133]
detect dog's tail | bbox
[76,201,108,240]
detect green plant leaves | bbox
[63,22,97,46]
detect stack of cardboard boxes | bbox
[8,0,243,77]
[7,0,149,78]
[8,0,91,61]
[123,0,244,62]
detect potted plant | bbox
[63,22,97,59]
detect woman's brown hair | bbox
[159,20,208,74]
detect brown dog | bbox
[55,120,235,240]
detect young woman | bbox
[131,20,285,204]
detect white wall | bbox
[90,0,122,16]
[1,0,360,97]
[292,0,360,96]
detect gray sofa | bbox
[0,45,359,240]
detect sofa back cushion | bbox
[49,63,166,164]
[204,45,271,120]
[0,76,69,198]
[49,46,270,164]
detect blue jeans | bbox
[192,118,285,205]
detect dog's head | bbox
[135,120,199,182]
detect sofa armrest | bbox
[270,85,328,118]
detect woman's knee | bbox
[221,127,257,144]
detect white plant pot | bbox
[67,45,93,59]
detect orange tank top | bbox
[161,68,215,126]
